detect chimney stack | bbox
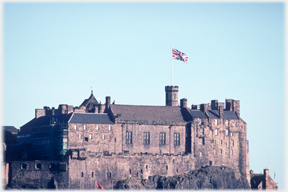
[180,98,187,108]
[200,104,207,113]
[219,106,224,119]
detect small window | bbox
[213,140,216,145]
[231,149,233,155]
[173,94,176,99]
[79,134,82,139]
[200,128,204,134]
[85,137,88,142]
[109,125,111,131]
[159,132,166,145]
[225,129,229,136]
[174,133,180,145]
[129,169,131,174]
[220,149,223,154]
[144,132,150,145]
[140,169,143,174]
[126,131,132,144]
[231,140,234,146]
[166,165,168,170]
[209,161,212,166]
[35,163,42,170]
[199,137,205,145]
[146,165,148,169]
[96,125,99,130]
[84,124,86,130]
[231,132,233,136]
[199,152,202,156]
[214,150,217,155]
[199,119,202,125]
[81,172,84,177]
[214,129,218,136]
[21,164,27,170]
[215,119,218,125]
[92,172,94,177]
[89,134,92,140]
[102,135,105,140]
[225,120,229,126]
[49,163,56,170]
[220,140,223,145]
[107,172,112,178]
[74,125,77,130]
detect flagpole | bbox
[171,46,173,86]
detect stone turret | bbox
[165,86,179,106]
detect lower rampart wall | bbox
[7,152,245,189]
[7,161,69,189]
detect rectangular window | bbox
[199,152,202,156]
[214,129,218,136]
[143,132,150,145]
[225,120,229,126]
[96,125,99,130]
[89,134,92,139]
[215,119,218,125]
[79,134,82,139]
[85,137,88,142]
[214,150,217,155]
[109,125,112,131]
[231,140,234,146]
[220,140,223,145]
[199,137,205,145]
[102,135,105,140]
[231,149,233,155]
[200,128,204,134]
[231,132,233,136]
[74,125,77,130]
[213,140,216,145]
[199,119,202,125]
[159,132,166,145]
[220,149,222,154]
[126,131,132,144]
[174,133,180,145]
[225,129,229,136]
[84,124,86,130]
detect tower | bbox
[165,86,179,106]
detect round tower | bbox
[165,86,179,106]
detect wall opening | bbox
[92,172,94,177]
[81,172,84,177]
[35,163,42,170]
[21,164,27,170]
[107,172,112,178]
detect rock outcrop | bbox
[113,165,250,190]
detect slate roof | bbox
[68,113,114,124]
[3,126,19,133]
[110,104,187,125]
[20,113,73,129]
[80,92,98,108]
[188,109,239,120]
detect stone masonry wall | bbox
[68,153,196,189]
[191,117,248,179]
[8,161,69,189]
[68,123,186,155]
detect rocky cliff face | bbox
[113,165,250,190]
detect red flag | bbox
[96,182,104,189]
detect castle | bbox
[4,85,250,189]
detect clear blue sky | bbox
[3,2,285,189]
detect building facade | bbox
[5,86,250,189]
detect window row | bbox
[126,131,181,146]
[200,138,235,147]
[73,124,112,131]
[200,128,234,137]
[199,149,234,156]
[198,119,230,126]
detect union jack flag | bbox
[172,47,188,64]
